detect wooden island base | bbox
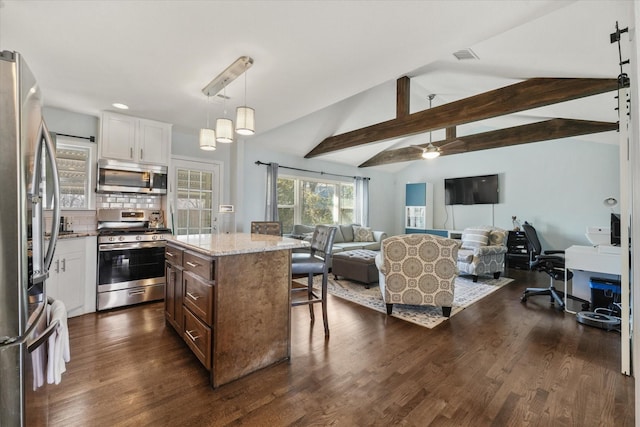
[164,233,307,388]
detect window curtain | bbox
[354,177,369,227]
[265,162,279,221]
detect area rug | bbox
[296,275,514,329]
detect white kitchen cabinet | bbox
[100,111,171,166]
[46,236,97,318]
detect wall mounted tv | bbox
[445,174,499,205]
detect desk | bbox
[564,245,621,313]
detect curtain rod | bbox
[54,132,96,143]
[255,160,370,180]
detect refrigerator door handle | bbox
[27,310,58,354]
[27,318,58,353]
[41,120,61,270]
[28,121,45,279]
[0,301,46,349]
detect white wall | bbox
[395,137,619,250]
[43,106,99,141]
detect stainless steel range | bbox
[97,209,171,311]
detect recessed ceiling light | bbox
[112,103,129,110]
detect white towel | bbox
[47,300,70,385]
[31,341,46,391]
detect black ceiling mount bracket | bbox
[610,21,631,89]
[610,22,628,43]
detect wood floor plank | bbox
[46,269,634,426]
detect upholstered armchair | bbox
[457,226,508,282]
[375,234,459,317]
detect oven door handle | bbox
[99,241,167,251]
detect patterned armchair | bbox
[457,226,508,282]
[374,234,459,317]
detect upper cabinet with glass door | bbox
[99,111,172,166]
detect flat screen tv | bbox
[445,174,499,205]
[611,213,621,246]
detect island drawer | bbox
[184,250,215,280]
[183,270,214,325]
[183,307,212,369]
[165,244,184,266]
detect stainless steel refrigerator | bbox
[0,50,61,426]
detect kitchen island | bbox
[164,233,308,388]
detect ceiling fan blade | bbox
[442,148,467,155]
[409,144,427,151]
[438,138,466,149]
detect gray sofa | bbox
[287,224,387,260]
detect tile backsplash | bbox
[43,210,98,233]
[95,194,162,210]
[42,194,163,232]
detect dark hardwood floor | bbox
[47,269,634,426]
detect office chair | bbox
[520,222,589,310]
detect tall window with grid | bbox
[175,168,214,236]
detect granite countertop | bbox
[167,233,309,257]
[44,231,99,240]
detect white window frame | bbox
[53,135,97,210]
[278,174,355,228]
[169,156,222,235]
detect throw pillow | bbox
[340,224,356,242]
[488,228,507,246]
[353,226,375,242]
[331,225,345,243]
[461,227,489,249]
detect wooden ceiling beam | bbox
[359,119,618,167]
[306,78,618,158]
[446,127,456,140]
[396,76,410,118]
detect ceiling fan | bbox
[410,138,467,159]
[409,94,468,160]
[411,143,441,159]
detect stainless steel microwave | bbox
[96,159,168,194]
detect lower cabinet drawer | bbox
[183,251,214,280]
[183,270,214,325]
[183,307,212,370]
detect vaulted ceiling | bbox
[0,1,631,172]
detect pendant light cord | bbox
[206,95,211,128]
[222,84,227,117]
[244,67,248,106]
[428,94,435,144]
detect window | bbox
[172,159,220,236]
[277,176,354,234]
[44,136,96,210]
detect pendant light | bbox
[422,94,440,159]
[235,64,255,136]
[201,57,255,142]
[199,95,216,151]
[216,84,234,143]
